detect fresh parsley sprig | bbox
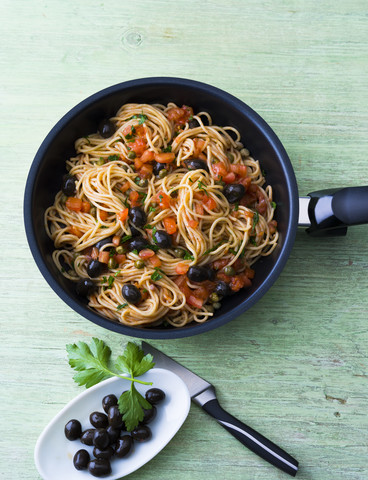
[66,339,155,431]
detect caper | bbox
[116,245,125,254]
[90,207,97,217]
[223,266,235,276]
[139,178,148,188]
[213,302,222,310]
[60,194,68,204]
[96,158,105,166]
[158,168,168,179]
[134,259,145,269]
[108,258,118,269]
[210,292,222,303]
[240,148,250,157]
[174,248,186,258]
[127,151,136,159]
[206,305,215,313]
[134,176,141,185]
[227,152,234,162]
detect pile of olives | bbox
[64,388,165,477]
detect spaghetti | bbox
[45,103,278,328]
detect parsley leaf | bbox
[198,180,209,196]
[108,154,120,161]
[234,203,239,211]
[118,384,152,431]
[183,251,194,260]
[144,224,154,229]
[151,268,163,281]
[271,201,277,209]
[117,303,128,310]
[162,145,172,153]
[115,342,154,377]
[149,206,156,213]
[121,235,132,243]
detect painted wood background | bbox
[1,1,367,479]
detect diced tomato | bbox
[120,182,130,193]
[99,251,109,264]
[268,220,278,234]
[188,220,199,229]
[112,235,121,246]
[91,247,99,259]
[157,191,171,210]
[174,275,191,299]
[154,152,176,163]
[203,196,216,211]
[117,208,129,222]
[139,163,153,178]
[99,210,108,221]
[194,192,205,201]
[134,158,143,170]
[149,254,162,267]
[115,254,126,264]
[187,295,204,309]
[217,272,231,283]
[129,190,140,207]
[193,138,205,156]
[245,268,255,279]
[175,263,189,275]
[123,124,145,137]
[66,197,82,212]
[239,177,252,189]
[195,203,204,215]
[139,249,155,259]
[129,138,147,155]
[68,225,82,237]
[256,196,267,215]
[230,274,252,292]
[212,162,228,180]
[193,286,209,301]
[140,150,155,163]
[167,105,193,125]
[213,259,228,270]
[230,164,248,178]
[81,201,91,213]
[223,172,236,184]
[163,217,177,234]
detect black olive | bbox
[153,161,167,176]
[95,236,114,250]
[187,266,209,283]
[102,394,118,414]
[141,405,157,425]
[214,281,232,297]
[207,268,216,281]
[153,230,172,248]
[185,158,209,172]
[61,174,77,196]
[145,388,166,404]
[87,260,106,278]
[115,435,133,458]
[129,223,141,237]
[129,207,147,228]
[80,429,95,446]
[108,405,124,428]
[106,425,120,443]
[131,425,152,442]
[98,119,115,138]
[90,411,108,429]
[76,278,95,296]
[188,118,200,129]
[64,419,82,441]
[122,284,142,304]
[93,446,114,460]
[127,236,149,252]
[73,449,90,470]
[93,428,110,450]
[223,184,246,204]
[88,459,112,477]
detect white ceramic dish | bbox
[34,368,190,480]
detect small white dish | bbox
[34,368,190,480]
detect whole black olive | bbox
[80,429,95,446]
[129,207,147,228]
[188,118,200,129]
[122,284,142,304]
[95,236,114,250]
[93,428,110,450]
[185,158,209,172]
[207,268,216,281]
[145,388,166,404]
[90,411,108,429]
[73,449,90,470]
[187,266,209,283]
[214,281,232,297]
[131,425,152,442]
[106,425,121,444]
[87,260,106,278]
[93,446,114,460]
[76,278,95,296]
[223,184,246,204]
[108,405,124,428]
[129,223,141,237]
[88,459,112,477]
[153,161,167,176]
[153,230,172,248]
[127,236,149,252]
[61,174,77,196]
[102,394,118,414]
[98,119,115,138]
[115,435,133,458]
[141,405,157,425]
[64,419,82,441]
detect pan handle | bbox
[299,186,368,236]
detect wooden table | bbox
[2,1,368,479]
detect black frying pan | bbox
[23,78,368,339]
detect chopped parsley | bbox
[162,145,172,153]
[183,251,194,260]
[146,244,159,252]
[117,303,128,310]
[144,224,154,229]
[132,249,138,255]
[109,248,116,257]
[148,206,156,213]
[130,114,147,125]
[125,133,135,140]
[249,236,257,246]
[234,202,239,211]
[203,242,223,255]
[251,212,259,234]
[151,268,164,281]
[271,201,277,209]
[197,180,209,195]
[139,192,147,203]
[121,235,132,243]
[108,154,120,161]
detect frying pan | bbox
[23,77,368,339]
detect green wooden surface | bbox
[1,1,368,479]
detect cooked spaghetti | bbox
[45,103,278,328]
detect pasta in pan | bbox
[45,103,278,328]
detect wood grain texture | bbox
[1,0,367,479]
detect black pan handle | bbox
[306,186,368,236]
[192,387,299,476]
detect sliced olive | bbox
[141,405,157,425]
[64,419,82,441]
[87,260,106,278]
[153,230,172,248]
[115,435,133,458]
[122,284,142,304]
[187,266,209,282]
[88,458,112,477]
[95,236,113,250]
[214,281,232,297]
[93,429,110,450]
[76,278,95,296]
[153,161,167,176]
[80,429,95,446]
[128,236,149,252]
[61,174,77,196]
[93,446,114,460]
[98,119,115,138]
[145,388,165,404]
[129,207,147,228]
[223,184,246,204]
[108,405,124,428]
[131,425,152,442]
[73,449,90,470]
[90,412,108,429]
[185,159,209,172]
